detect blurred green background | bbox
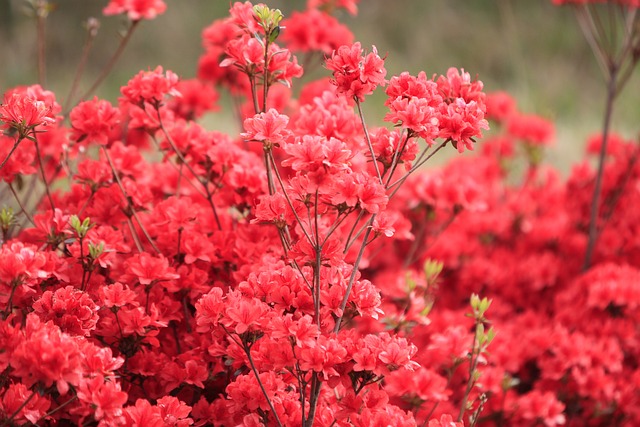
[1,0,639,172]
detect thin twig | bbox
[383,130,411,187]
[154,110,223,230]
[242,341,284,427]
[35,0,47,87]
[77,20,140,103]
[148,134,208,199]
[305,373,321,427]
[37,395,78,422]
[584,71,617,270]
[575,6,611,80]
[586,3,610,55]
[334,218,375,334]
[0,138,23,171]
[8,182,35,226]
[355,98,383,185]
[33,133,55,210]
[263,39,271,114]
[126,215,144,252]
[387,139,449,198]
[250,74,261,115]
[458,327,481,422]
[102,147,160,254]
[268,151,314,244]
[598,142,640,230]
[1,391,36,427]
[63,18,99,113]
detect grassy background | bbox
[1,0,639,172]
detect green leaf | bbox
[0,207,16,231]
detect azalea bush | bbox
[1,0,640,426]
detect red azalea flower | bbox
[0,134,36,181]
[167,79,219,120]
[32,286,99,336]
[428,414,463,427]
[76,375,128,424]
[0,383,51,425]
[385,96,440,143]
[125,253,180,286]
[438,98,489,153]
[507,112,555,146]
[0,91,56,137]
[103,0,167,21]
[70,97,121,146]
[242,109,291,147]
[222,294,269,335]
[121,66,181,106]
[124,399,165,427]
[485,90,517,123]
[11,314,84,395]
[436,67,486,104]
[157,396,194,427]
[308,0,359,15]
[326,42,387,101]
[281,9,354,54]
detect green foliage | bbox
[69,214,92,238]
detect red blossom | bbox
[222,293,269,335]
[513,390,567,427]
[76,375,128,424]
[282,9,353,54]
[157,396,194,427]
[167,79,219,120]
[507,112,556,146]
[0,134,36,181]
[124,398,165,427]
[0,90,56,136]
[385,96,440,142]
[10,314,84,395]
[253,192,294,227]
[124,253,180,286]
[438,98,489,153]
[0,383,51,425]
[386,71,441,104]
[436,67,486,104]
[228,1,263,34]
[70,97,121,146]
[485,90,517,123]
[220,35,265,72]
[32,286,99,336]
[326,42,387,101]
[353,172,388,214]
[98,282,139,308]
[298,335,348,379]
[0,242,50,308]
[242,108,291,147]
[103,0,167,21]
[308,0,359,15]
[225,371,288,418]
[221,36,303,87]
[121,66,181,106]
[428,414,463,427]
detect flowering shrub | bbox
[1,1,639,426]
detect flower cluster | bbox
[1,1,637,427]
[103,0,167,21]
[325,42,387,101]
[384,69,489,151]
[0,86,57,138]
